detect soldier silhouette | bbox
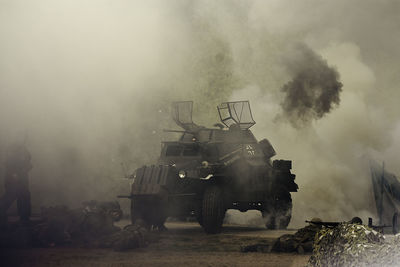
[0,142,32,227]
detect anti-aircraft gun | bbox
[125,101,298,233]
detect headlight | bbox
[201,161,209,168]
[178,170,186,179]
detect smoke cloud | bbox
[0,0,399,228]
[279,44,343,127]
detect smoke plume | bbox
[280,44,343,126]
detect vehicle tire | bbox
[130,199,141,225]
[202,186,225,234]
[196,201,203,226]
[262,212,276,230]
[263,190,292,230]
[393,212,399,235]
[275,191,292,229]
[131,197,167,229]
[276,208,292,229]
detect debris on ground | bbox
[96,221,149,251]
[0,225,32,248]
[240,243,272,253]
[0,200,149,250]
[32,201,122,247]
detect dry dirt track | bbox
[1,221,310,267]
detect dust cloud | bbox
[0,0,399,227]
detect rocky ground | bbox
[1,221,310,267]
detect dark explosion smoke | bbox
[280,44,343,126]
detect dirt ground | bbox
[1,221,310,267]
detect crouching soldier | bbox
[272,217,323,253]
[0,143,33,227]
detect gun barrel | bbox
[117,195,132,199]
[305,220,341,227]
[163,129,193,133]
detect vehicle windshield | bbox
[165,144,200,157]
[212,129,256,143]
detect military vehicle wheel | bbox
[130,199,140,225]
[196,201,203,226]
[276,210,292,229]
[263,190,292,229]
[393,212,399,234]
[262,212,276,229]
[130,198,167,229]
[202,186,225,234]
[275,191,292,229]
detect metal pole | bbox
[379,162,385,225]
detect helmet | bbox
[310,217,322,223]
[349,217,363,224]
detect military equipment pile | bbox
[96,223,149,251]
[308,223,400,267]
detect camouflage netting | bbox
[308,223,400,267]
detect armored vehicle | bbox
[128,101,298,233]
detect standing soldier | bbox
[0,143,32,227]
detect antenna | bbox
[120,162,129,179]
